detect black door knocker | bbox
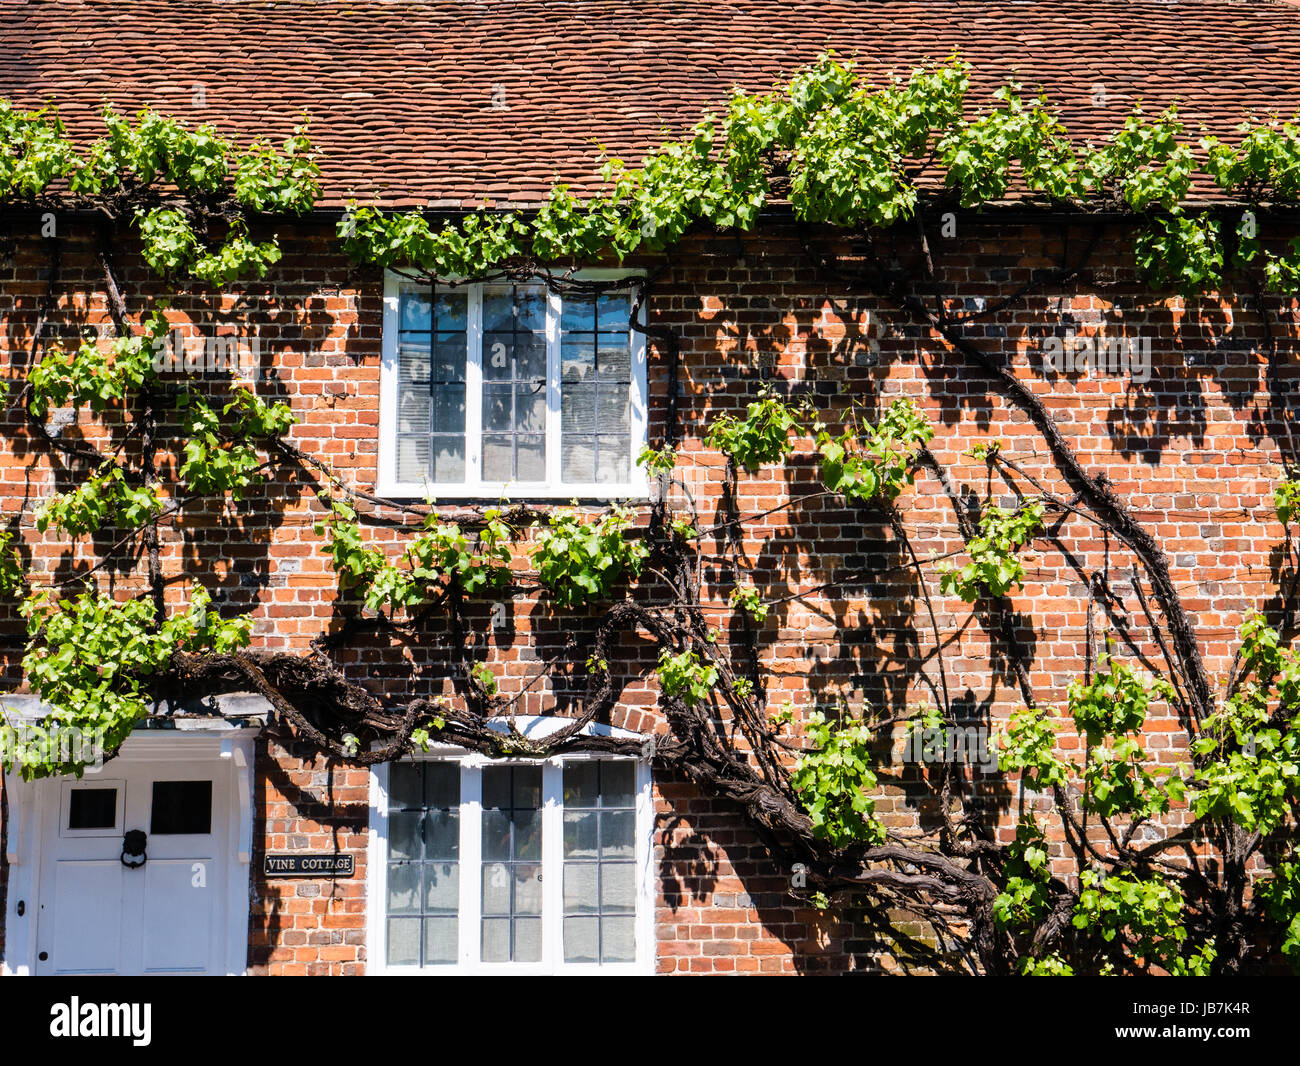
[120,829,147,869]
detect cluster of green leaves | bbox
[1073,868,1215,975]
[331,51,1300,299]
[1069,657,1181,820]
[0,529,25,596]
[1191,614,1300,834]
[787,708,886,848]
[12,587,250,779]
[704,388,803,473]
[529,506,648,609]
[635,443,677,478]
[995,705,1070,791]
[316,498,512,612]
[36,463,161,537]
[28,313,169,418]
[1256,860,1300,965]
[656,647,719,708]
[177,387,295,500]
[1275,479,1300,526]
[0,100,320,284]
[938,498,1045,601]
[992,815,1053,931]
[939,83,1082,205]
[815,397,934,505]
[728,583,769,622]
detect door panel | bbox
[48,860,124,974]
[142,860,215,972]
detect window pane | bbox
[482,862,512,915]
[595,439,630,484]
[424,810,459,860]
[514,864,543,915]
[562,436,596,484]
[515,385,545,432]
[517,435,545,481]
[596,384,629,429]
[397,385,430,436]
[481,918,511,963]
[433,333,467,382]
[482,810,513,862]
[482,437,514,482]
[561,338,595,381]
[396,435,430,485]
[601,762,636,807]
[601,917,636,963]
[426,762,459,808]
[564,863,599,914]
[596,343,631,380]
[514,809,542,862]
[68,788,117,830]
[564,916,599,963]
[561,293,596,332]
[387,862,420,915]
[482,766,511,809]
[513,768,542,808]
[601,810,635,859]
[434,290,468,331]
[601,862,636,911]
[400,290,431,332]
[423,916,458,964]
[563,762,600,807]
[432,384,465,435]
[387,917,421,965]
[399,340,431,385]
[150,780,211,835]
[562,383,595,432]
[564,810,599,860]
[432,438,465,482]
[388,811,422,861]
[389,763,422,808]
[597,293,629,332]
[483,384,515,432]
[514,917,543,962]
[424,861,459,914]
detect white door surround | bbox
[2,728,256,976]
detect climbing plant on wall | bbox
[5,52,1300,974]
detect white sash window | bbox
[368,749,654,974]
[379,272,649,499]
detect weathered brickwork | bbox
[2,214,1298,972]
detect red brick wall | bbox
[1,216,1297,973]
[249,737,370,975]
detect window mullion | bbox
[545,288,562,489]
[635,759,653,971]
[629,293,649,496]
[542,760,564,971]
[467,285,484,490]
[459,761,482,966]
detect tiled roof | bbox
[3,0,1300,208]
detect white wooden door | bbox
[34,752,235,975]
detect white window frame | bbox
[366,743,655,976]
[378,269,650,500]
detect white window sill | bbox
[375,481,651,502]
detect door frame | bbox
[2,727,257,976]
